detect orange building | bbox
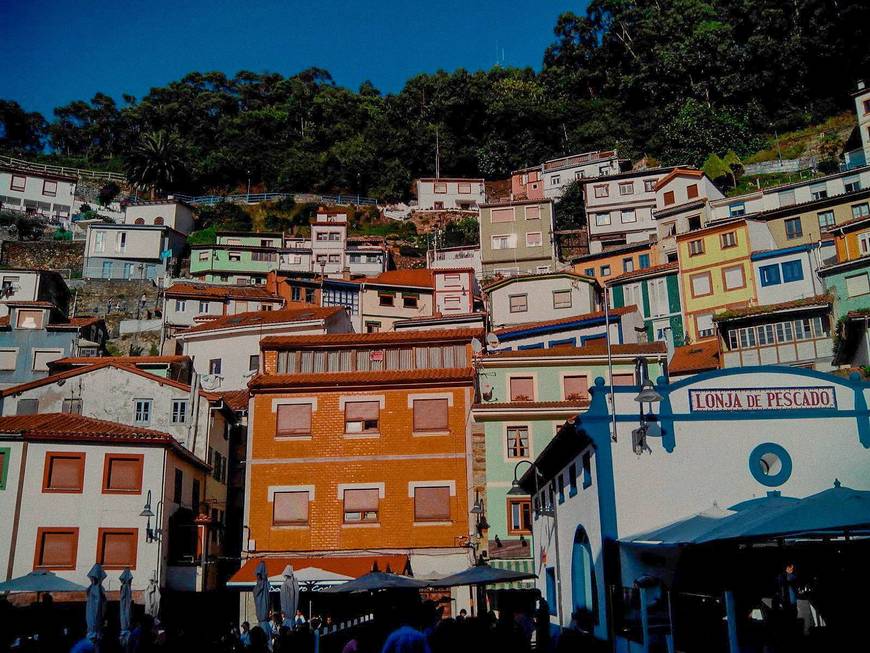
[572,242,655,285]
[232,328,481,599]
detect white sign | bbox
[688,386,837,412]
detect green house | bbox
[472,343,666,569]
[607,262,684,348]
[189,231,286,285]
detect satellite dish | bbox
[199,374,222,391]
[485,332,500,349]
[481,382,493,399]
[471,338,483,354]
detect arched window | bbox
[571,525,598,627]
[154,216,164,225]
[134,217,145,225]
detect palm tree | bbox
[124,130,186,199]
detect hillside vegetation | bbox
[0,1,868,202]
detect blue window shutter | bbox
[759,264,781,287]
[638,254,650,269]
[781,260,804,282]
[546,568,557,615]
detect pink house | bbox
[511,166,545,201]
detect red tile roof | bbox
[493,305,638,336]
[713,294,833,321]
[249,367,474,390]
[607,262,679,284]
[261,328,482,350]
[669,340,720,375]
[178,306,343,335]
[482,270,595,291]
[483,341,667,360]
[653,167,704,191]
[0,300,56,308]
[0,413,171,441]
[66,316,104,328]
[345,269,435,289]
[214,389,250,412]
[165,283,283,301]
[48,355,190,369]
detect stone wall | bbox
[68,279,161,337]
[0,240,85,274]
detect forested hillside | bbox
[1,0,868,200]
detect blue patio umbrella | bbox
[622,506,732,545]
[431,565,537,587]
[0,571,87,593]
[86,564,107,647]
[279,565,299,625]
[321,571,428,593]
[119,569,133,649]
[253,561,272,634]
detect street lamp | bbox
[632,380,663,455]
[140,490,163,543]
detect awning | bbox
[321,571,427,594]
[488,558,536,590]
[0,571,88,593]
[435,563,537,588]
[621,483,870,547]
[228,555,410,590]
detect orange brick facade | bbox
[246,339,476,558]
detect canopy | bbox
[432,564,537,587]
[321,571,427,594]
[0,571,87,593]
[622,483,870,547]
[228,555,409,589]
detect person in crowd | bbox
[381,626,431,653]
[239,622,252,649]
[456,609,467,622]
[777,562,799,619]
[247,626,269,653]
[294,610,307,628]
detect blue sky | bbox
[0,0,580,118]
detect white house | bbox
[415,178,486,211]
[427,245,482,278]
[163,283,285,338]
[174,306,353,391]
[0,270,70,318]
[541,151,624,200]
[751,243,826,306]
[0,166,76,226]
[123,199,195,234]
[82,223,187,281]
[485,272,599,329]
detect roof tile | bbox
[669,340,720,374]
[493,306,638,336]
[261,328,482,349]
[178,306,343,335]
[250,367,474,390]
[484,341,667,360]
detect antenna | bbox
[485,332,500,350]
[471,338,483,354]
[435,126,440,179]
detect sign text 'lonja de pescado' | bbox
[689,386,837,412]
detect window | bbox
[756,324,775,346]
[619,182,634,196]
[171,400,188,424]
[365,321,381,333]
[846,273,870,297]
[305,288,315,303]
[526,232,543,247]
[247,354,259,373]
[174,299,186,312]
[16,398,38,415]
[775,321,794,343]
[433,182,447,194]
[228,251,242,262]
[42,180,57,197]
[509,377,534,401]
[94,231,106,253]
[43,452,85,493]
[506,426,530,458]
[594,213,611,226]
[209,359,222,375]
[723,265,746,290]
[491,234,515,249]
[458,182,472,194]
[403,294,418,308]
[134,399,152,424]
[102,453,144,494]
[853,203,870,219]
[345,401,380,434]
[818,211,836,229]
[810,185,828,201]
[688,239,704,256]
[59,398,81,415]
[794,318,813,341]
[34,528,78,570]
[198,300,209,313]
[784,218,803,240]
[720,231,737,248]
[192,479,200,514]
[276,403,313,437]
[10,175,26,191]
[584,268,594,277]
[594,185,609,198]
[663,190,675,206]
[638,253,650,269]
[623,258,634,273]
[686,184,699,199]
[173,469,183,504]
[490,208,514,223]
[413,486,451,522]
[116,232,127,253]
[546,568,557,615]
[643,179,656,192]
[525,205,540,220]
[845,177,862,193]
[17,309,44,329]
[509,294,528,313]
[551,175,561,185]
[412,398,449,433]
[273,491,309,525]
[781,260,803,282]
[759,264,781,287]
[507,498,532,534]
[696,313,715,338]
[582,451,593,488]
[729,202,746,218]
[343,488,379,523]
[553,290,572,309]
[690,273,712,297]
[562,375,588,401]
[0,448,8,490]
[621,209,637,223]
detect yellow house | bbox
[825,213,870,263]
[677,218,774,342]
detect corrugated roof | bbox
[606,262,679,284]
[178,306,343,335]
[249,367,474,390]
[483,341,667,360]
[669,341,720,374]
[261,328,482,349]
[713,294,833,322]
[493,306,638,336]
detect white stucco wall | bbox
[124,203,194,235]
[752,249,825,305]
[488,277,598,328]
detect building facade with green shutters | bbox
[472,344,666,568]
[607,262,685,349]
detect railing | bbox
[743,156,818,176]
[173,192,378,207]
[842,146,869,171]
[0,154,127,183]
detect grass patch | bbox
[726,170,824,197]
[744,112,855,164]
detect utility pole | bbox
[435,126,441,179]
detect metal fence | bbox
[743,157,818,176]
[173,192,378,207]
[0,154,126,183]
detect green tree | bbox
[124,131,187,198]
[555,180,586,230]
[0,100,46,154]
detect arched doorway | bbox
[571,526,597,624]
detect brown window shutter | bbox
[106,457,141,491]
[510,377,535,401]
[612,374,635,386]
[48,455,83,490]
[412,399,449,431]
[345,401,380,421]
[273,491,309,524]
[276,404,312,436]
[414,486,451,521]
[563,376,588,399]
[100,530,136,568]
[343,488,380,512]
[39,530,76,567]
